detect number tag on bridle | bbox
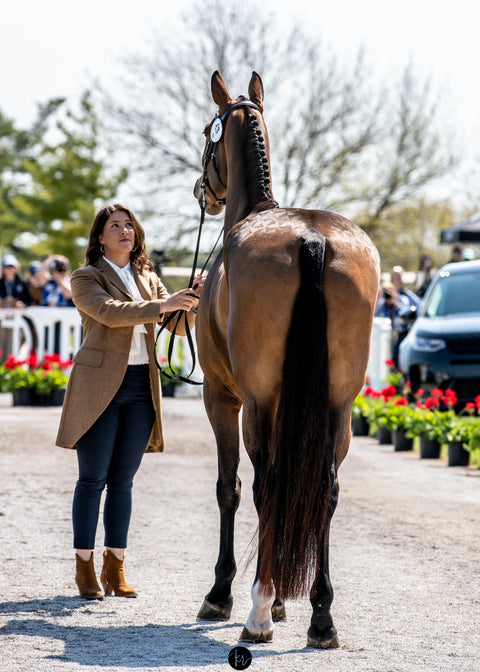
[211,117,223,142]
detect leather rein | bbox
[154,98,262,386]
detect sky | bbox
[2,0,479,193]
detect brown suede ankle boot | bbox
[100,550,138,597]
[75,553,104,600]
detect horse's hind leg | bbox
[197,381,242,621]
[271,596,287,621]
[239,400,276,642]
[306,462,340,649]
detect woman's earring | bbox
[100,243,105,254]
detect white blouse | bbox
[103,257,150,365]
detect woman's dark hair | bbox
[85,204,152,272]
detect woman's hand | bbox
[192,273,207,295]
[159,274,207,314]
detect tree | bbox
[22,92,127,267]
[0,99,64,256]
[98,0,457,254]
[367,199,460,272]
[0,94,127,268]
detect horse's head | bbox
[193,71,268,217]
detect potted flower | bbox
[351,391,372,436]
[442,417,471,467]
[381,396,414,451]
[384,358,403,392]
[362,386,396,444]
[0,352,71,406]
[412,393,443,459]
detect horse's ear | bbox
[211,71,233,115]
[248,71,264,113]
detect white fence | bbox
[0,307,393,392]
[0,307,200,381]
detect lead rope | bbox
[154,188,223,386]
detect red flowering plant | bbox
[0,351,72,395]
[412,388,480,454]
[352,385,379,420]
[433,390,480,453]
[352,382,398,430]
[384,358,402,390]
[380,394,415,433]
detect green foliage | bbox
[440,415,480,452]
[352,390,480,455]
[0,353,70,394]
[0,93,127,269]
[361,199,467,272]
[352,393,372,419]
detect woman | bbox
[56,204,204,600]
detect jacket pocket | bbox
[73,347,104,367]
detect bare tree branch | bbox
[95,0,457,247]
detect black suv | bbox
[398,260,480,404]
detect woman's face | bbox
[99,210,135,258]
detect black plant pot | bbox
[392,428,413,451]
[419,436,441,459]
[447,442,470,467]
[12,388,34,406]
[377,426,392,445]
[33,393,52,406]
[161,382,176,398]
[48,389,66,406]
[351,416,369,436]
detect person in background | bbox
[0,254,32,358]
[449,244,464,262]
[374,282,410,323]
[41,256,74,307]
[415,254,435,298]
[56,203,206,601]
[375,281,411,369]
[27,256,53,305]
[390,266,421,310]
[0,254,31,309]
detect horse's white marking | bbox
[244,580,275,635]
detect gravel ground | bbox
[0,391,479,672]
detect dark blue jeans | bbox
[72,365,155,549]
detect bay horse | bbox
[193,71,380,648]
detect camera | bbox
[383,290,393,300]
[50,259,68,273]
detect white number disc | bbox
[211,117,223,142]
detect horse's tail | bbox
[258,227,333,599]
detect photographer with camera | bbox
[374,282,411,322]
[41,255,73,307]
[375,281,412,368]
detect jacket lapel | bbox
[132,264,152,300]
[95,258,132,298]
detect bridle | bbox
[200,98,263,208]
[154,98,264,386]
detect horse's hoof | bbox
[197,597,232,621]
[306,625,340,649]
[239,626,273,643]
[271,599,287,622]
